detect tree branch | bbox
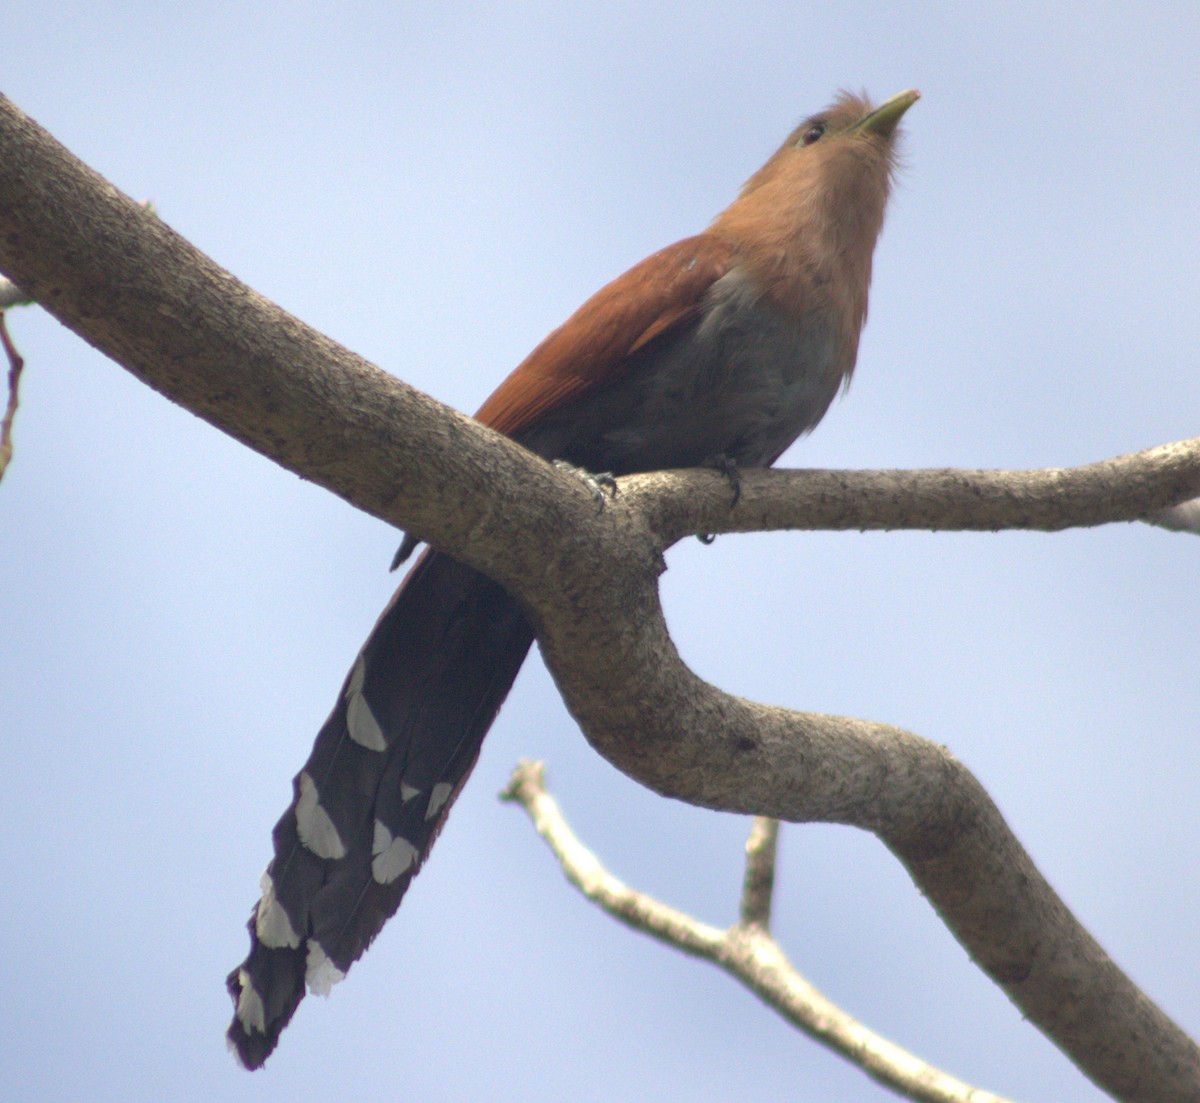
[503,761,1018,1103]
[621,447,1200,544]
[1,93,1196,578]
[739,816,778,930]
[2,92,1197,1100]
[0,310,24,480]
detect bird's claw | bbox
[709,453,742,507]
[696,454,741,546]
[553,459,618,512]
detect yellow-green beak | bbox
[855,88,920,138]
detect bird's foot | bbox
[696,453,740,545]
[708,453,742,506]
[553,459,618,511]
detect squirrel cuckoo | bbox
[227,88,918,1068]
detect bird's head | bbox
[738,89,918,205]
[713,88,919,316]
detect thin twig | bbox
[501,760,727,956]
[739,817,778,929]
[0,311,25,481]
[502,760,1019,1103]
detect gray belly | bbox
[519,267,846,475]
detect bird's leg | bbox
[707,453,742,506]
[553,459,619,511]
[697,453,741,545]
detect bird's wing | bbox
[474,234,734,436]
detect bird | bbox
[226,87,919,1069]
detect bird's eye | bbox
[801,123,825,146]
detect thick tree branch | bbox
[2,93,1197,1100]
[622,447,1200,544]
[503,761,1017,1103]
[1,93,1197,574]
[0,95,583,592]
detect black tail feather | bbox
[226,550,534,1068]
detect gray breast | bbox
[519,266,846,475]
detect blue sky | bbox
[3,3,1198,1101]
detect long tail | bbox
[226,550,534,1068]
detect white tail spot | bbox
[345,656,386,751]
[400,780,421,803]
[425,782,453,821]
[305,939,346,996]
[235,970,266,1034]
[255,871,301,949]
[371,819,418,884]
[296,772,347,860]
[226,1034,251,1069]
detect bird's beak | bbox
[855,89,920,138]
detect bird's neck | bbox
[711,178,880,338]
